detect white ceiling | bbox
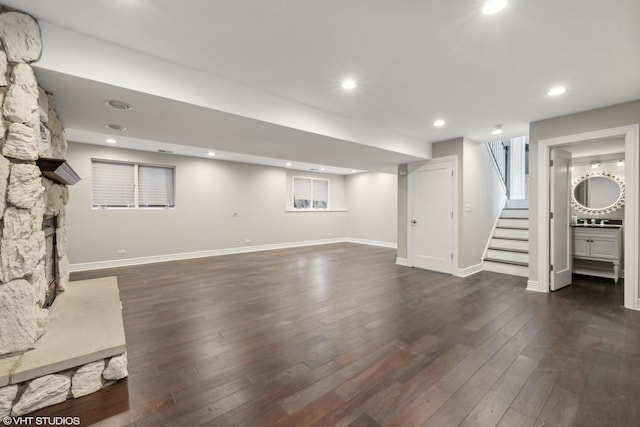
[4,0,640,173]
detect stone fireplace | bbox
[0,6,70,357]
[0,7,128,417]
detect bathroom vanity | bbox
[572,224,622,282]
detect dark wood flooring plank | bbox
[26,244,640,427]
[496,408,535,427]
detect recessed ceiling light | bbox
[352,169,357,173]
[207,151,216,157]
[104,124,127,131]
[433,119,446,127]
[286,162,292,167]
[491,124,503,135]
[105,138,117,144]
[341,79,357,90]
[547,86,566,96]
[321,167,326,171]
[105,100,133,111]
[482,0,507,15]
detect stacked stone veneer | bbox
[0,353,128,417]
[0,7,128,417]
[0,9,70,356]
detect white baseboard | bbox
[396,257,410,267]
[526,280,541,292]
[345,237,397,249]
[455,263,483,278]
[70,238,397,272]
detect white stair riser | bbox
[494,228,529,239]
[491,238,528,251]
[501,209,529,219]
[505,200,529,209]
[486,249,528,263]
[498,218,529,228]
[483,261,529,277]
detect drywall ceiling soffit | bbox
[31,23,430,173]
[4,0,640,171]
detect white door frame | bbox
[407,155,460,275]
[536,124,639,310]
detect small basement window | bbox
[92,159,175,208]
[293,176,329,209]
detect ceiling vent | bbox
[105,100,133,111]
[104,124,127,131]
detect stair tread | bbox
[492,237,529,241]
[502,207,529,210]
[484,258,528,267]
[500,217,529,220]
[496,226,529,230]
[488,247,529,254]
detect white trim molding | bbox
[396,257,410,267]
[345,238,397,249]
[526,280,540,292]
[70,238,398,272]
[537,124,639,311]
[455,263,483,278]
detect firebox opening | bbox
[43,215,58,308]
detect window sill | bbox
[92,207,176,210]
[285,209,348,213]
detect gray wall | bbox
[66,142,350,265]
[66,142,399,266]
[346,172,397,244]
[396,164,408,259]
[529,99,640,282]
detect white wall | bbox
[461,138,507,267]
[345,172,397,245]
[65,142,350,266]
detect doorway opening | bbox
[537,125,639,310]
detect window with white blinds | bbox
[92,159,175,208]
[92,161,135,207]
[293,177,329,209]
[138,165,175,207]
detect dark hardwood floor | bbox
[31,243,640,426]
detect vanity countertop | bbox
[571,224,622,228]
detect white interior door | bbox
[550,149,572,291]
[411,162,453,274]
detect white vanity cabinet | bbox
[572,226,622,282]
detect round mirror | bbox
[571,172,625,215]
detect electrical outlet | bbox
[116,249,126,255]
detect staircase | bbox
[484,200,529,277]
